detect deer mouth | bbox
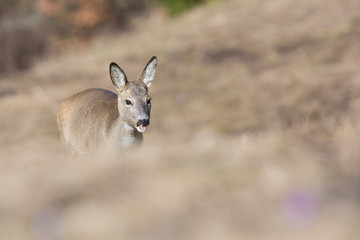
[136,119,149,133]
[136,125,147,133]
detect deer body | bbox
[57,57,157,154]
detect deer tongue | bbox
[137,125,147,133]
[140,126,147,133]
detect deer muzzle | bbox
[136,119,149,133]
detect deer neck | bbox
[119,120,143,148]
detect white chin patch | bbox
[136,126,147,133]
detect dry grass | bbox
[0,0,360,239]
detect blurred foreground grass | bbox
[1,132,359,239]
[0,0,360,239]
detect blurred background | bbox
[0,0,360,239]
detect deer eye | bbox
[147,98,151,105]
[125,99,132,106]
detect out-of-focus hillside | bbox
[0,0,360,239]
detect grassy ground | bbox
[0,0,360,239]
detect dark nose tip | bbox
[137,119,149,127]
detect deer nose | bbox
[137,119,149,127]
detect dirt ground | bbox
[0,0,360,239]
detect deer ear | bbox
[110,62,127,92]
[137,56,157,88]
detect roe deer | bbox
[57,56,157,154]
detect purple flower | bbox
[283,189,317,225]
